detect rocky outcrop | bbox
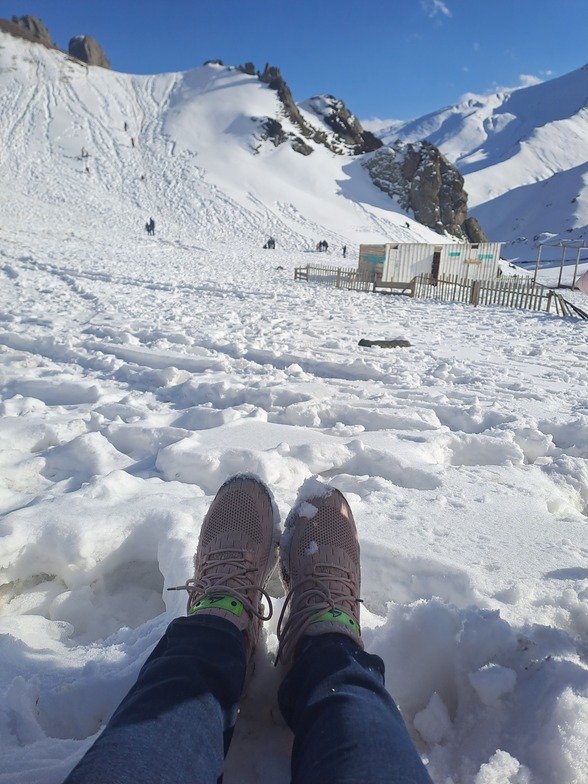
[68,36,111,69]
[462,216,488,243]
[363,140,487,241]
[304,95,382,155]
[258,65,321,142]
[11,15,54,46]
[246,63,380,157]
[1,16,111,68]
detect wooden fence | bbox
[294,264,375,292]
[293,264,588,319]
[412,273,588,318]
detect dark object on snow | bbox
[358,339,411,349]
[145,218,155,236]
[265,237,276,249]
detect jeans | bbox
[63,615,433,784]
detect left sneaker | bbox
[169,475,278,656]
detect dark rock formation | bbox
[68,35,111,69]
[305,95,382,155]
[261,118,288,147]
[363,140,487,241]
[462,216,488,243]
[256,64,379,157]
[11,15,54,46]
[259,64,318,140]
[291,138,314,156]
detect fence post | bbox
[470,280,481,306]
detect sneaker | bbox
[276,482,363,665]
[169,474,278,655]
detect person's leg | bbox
[277,482,432,784]
[64,615,247,784]
[63,474,278,784]
[279,633,433,784]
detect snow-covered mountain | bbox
[380,65,588,261]
[0,29,448,255]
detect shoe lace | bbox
[276,562,360,664]
[168,547,274,622]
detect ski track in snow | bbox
[0,32,587,784]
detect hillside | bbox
[0,29,448,255]
[380,65,588,261]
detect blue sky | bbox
[5,0,588,121]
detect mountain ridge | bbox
[0,28,481,252]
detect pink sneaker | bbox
[170,475,278,655]
[277,483,363,665]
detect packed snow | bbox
[0,30,587,784]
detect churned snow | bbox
[0,29,587,784]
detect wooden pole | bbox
[533,245,543,284]
[572,246,582,290]
[557,244,567,288]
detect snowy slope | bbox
[380,65,588,261]
[0,30,442,253]
[0,30,588,784]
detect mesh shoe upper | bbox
[169,475,278,654]
[277,484,363,665]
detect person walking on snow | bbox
[61,475,433,784]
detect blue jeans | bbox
[63,616,432,784]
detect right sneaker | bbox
[168,474,278,656]
[276,483,363,666]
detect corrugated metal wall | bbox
[439,243,502,281]
[377,243,502,283]
[383,244,436,282]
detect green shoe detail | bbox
[188,594,245,617]
[310,609,360,636]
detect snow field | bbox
[1,228,587,783]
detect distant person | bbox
[61,475,433,784]
[342,245,347,258]
[124,122,129,132]
[131,137,136,148]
